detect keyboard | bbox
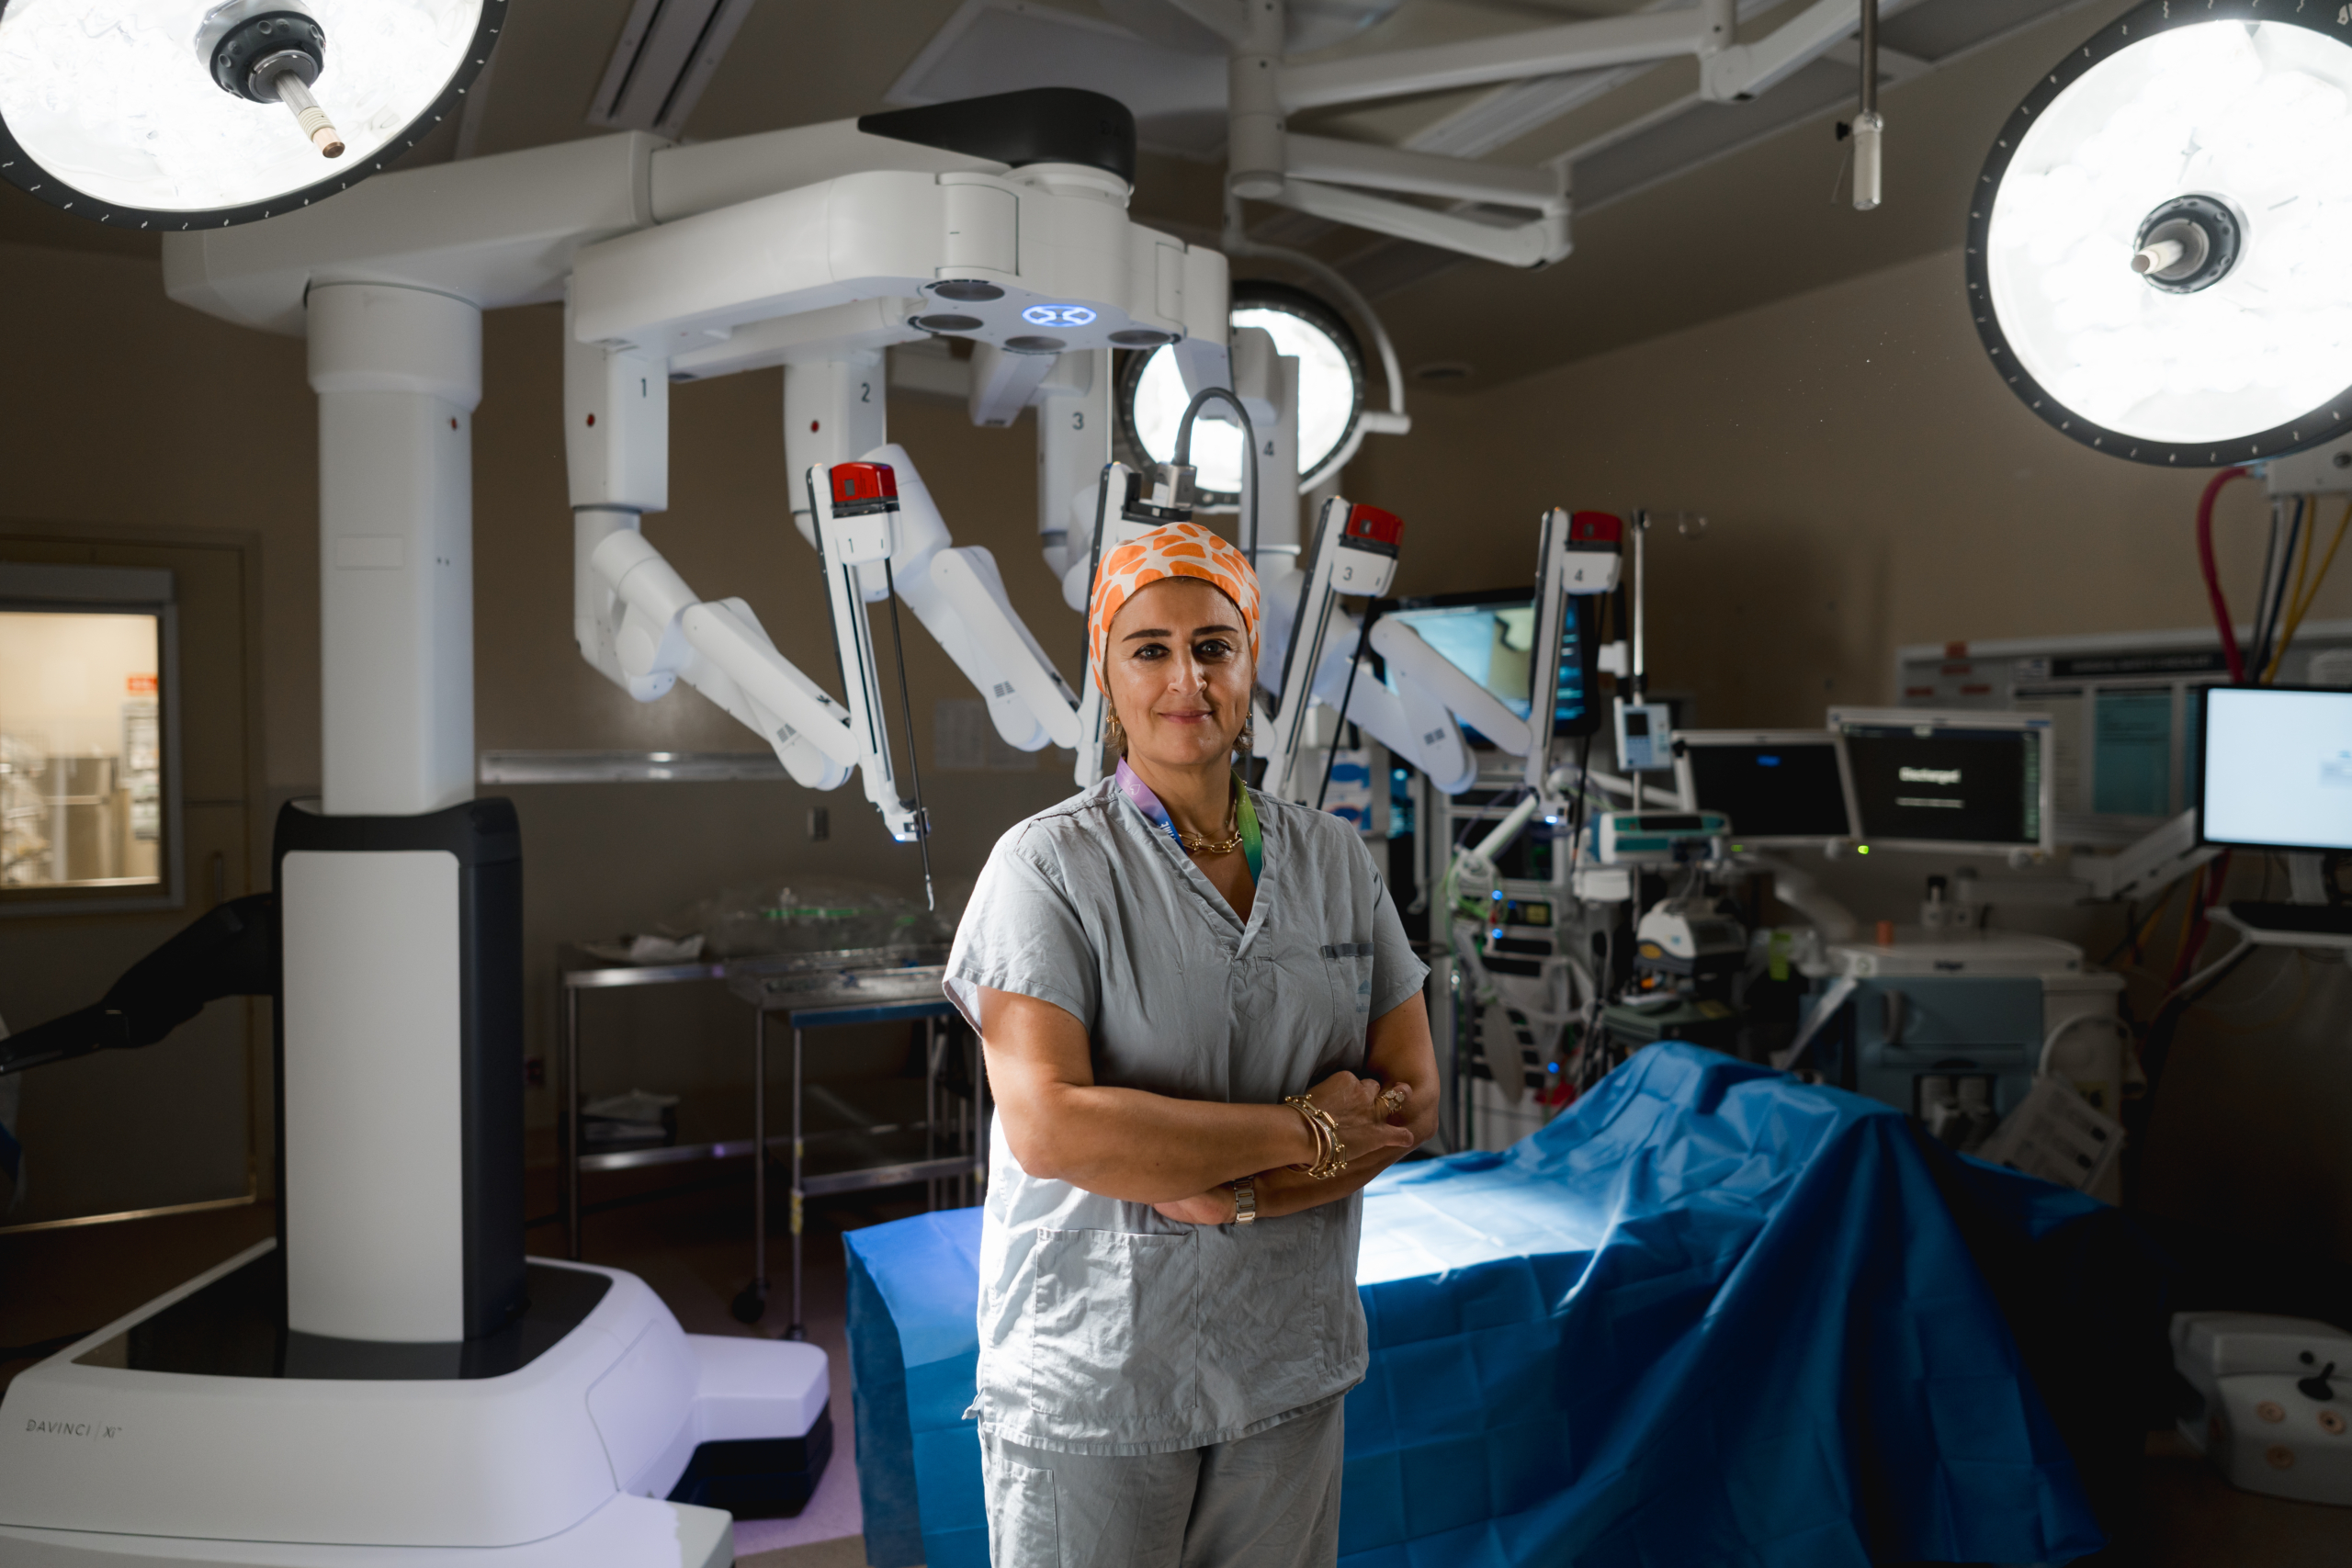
[2229,901,2352,936]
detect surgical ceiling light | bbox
[1119,282,1367,503]
[1967,0,2352,465]
[0,0,503,229]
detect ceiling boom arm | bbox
[1230,0,1904,267]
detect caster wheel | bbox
[730,1282,767,1325]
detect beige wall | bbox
[1355,244,2348,707]
[1353,246,2352,1263]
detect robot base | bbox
[0,1241,831,1564]
[0,1494,731,1568]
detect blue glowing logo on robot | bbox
[1022,303,1097,328]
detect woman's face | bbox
[1103,577,1254,772]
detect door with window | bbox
[0,536,264,1231]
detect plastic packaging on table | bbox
[662,877,952,958]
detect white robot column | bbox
[311,283,480,818]
[283,281,526,1346]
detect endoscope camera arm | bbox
[1173,386,1261,566]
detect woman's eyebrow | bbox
[1122,622,1239,642]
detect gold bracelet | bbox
[1283,1096,1329,1172]
[1283,1095,1349,1180]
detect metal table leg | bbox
[732,1008,769,1325]
[787,1022,807,1341]
[563,981,582,1261]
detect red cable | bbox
[2196,467,2253,682]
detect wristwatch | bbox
[1229,1176,1258,1226]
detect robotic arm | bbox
[1254,506,1624,801]
[1259,495,1402,802]
[804,463,926,844]
[1439,509,1626,899]
[861,444,1083,755]
[554,139,1230,837]
[568,321,866,797]
[590,527,860,794]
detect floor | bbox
[7,1186,2352,1568]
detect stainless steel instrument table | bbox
[729,966,983,1340]
[556,944,978,1337]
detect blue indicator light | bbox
[1022,303,1097,327]
[1757,754,1782,766]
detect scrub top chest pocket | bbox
[1323,942,1375,1020]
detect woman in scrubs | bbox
[945,522,1440,1568]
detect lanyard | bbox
[1114,759,1262,884]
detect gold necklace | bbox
[1175,794,1243,857]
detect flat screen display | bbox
[1382,590,1599,739]
[1679,734,1854,841]
[2200,685,2352,851]
[1839,717,2046,849]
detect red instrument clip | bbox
[1568,511,1623,545]
[830,462,899,513]
[1344,503,1404,548]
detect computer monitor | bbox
[1379,588,1601,739]
[1829,707,2056,855]
[2199,684,2352,852]
[1672,730,1860,847]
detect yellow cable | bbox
[2132,890,2174,956]
[2288,502,2349,625]
[2169,864,2205,975]
[2266,499,2351,682]
[2267,510,2314,681]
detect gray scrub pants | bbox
[979,1396,1345,1568]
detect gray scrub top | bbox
[944,773,1428,1456]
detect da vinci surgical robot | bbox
[0,89,1229,1566]
[0,80,1610,1568]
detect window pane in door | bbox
[0,610,165,888]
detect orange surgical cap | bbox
[1086,522,1261,694]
